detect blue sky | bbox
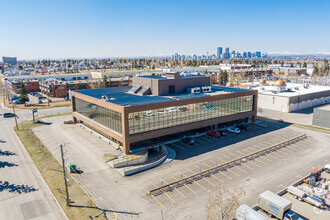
[1,0,329,59]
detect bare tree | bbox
[163,202,183,220]
[205,185,245,220]
[0,82,13,105]
[89,80,103,89]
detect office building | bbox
[2,56,17,64]
[71,72,258,154]
[256,51,261,58]
[217,47,223,59]
[224,47,230,59]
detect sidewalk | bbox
[258,108,313,125]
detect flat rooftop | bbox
[252,83,330,97]
[75,86,251,106]
[136,74,207,80]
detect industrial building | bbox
[71,72,258,154]
[312,104,330,128]
[246,79,330,112]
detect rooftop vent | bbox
[102,95,116,101]
[166,72,180,79]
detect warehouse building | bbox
[71,72,258,154]
[312,104,330,128]
[247,79,330,112]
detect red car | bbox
[207,130,220,138]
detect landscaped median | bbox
[0,97,71,110]
[14,114,107,220]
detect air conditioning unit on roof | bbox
[202,86,211,92]
[191,87,201,94]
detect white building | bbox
[247,79,330,112]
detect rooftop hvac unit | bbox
[202,86,211,92]
[191,87,201,94]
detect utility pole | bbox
[60,144,70,206]
[13,105,18,131]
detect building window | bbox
[75,98,122,134]
[128,95,253,135]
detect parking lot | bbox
[144,124,314,207]
[32,116,330,219]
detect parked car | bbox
[167,107,177,113]
[3,113,17,118]
[227,127,240,134]
[207,130,220,138]
[237,124,249,131]
[12,100,20,104]
[157,110,167,115]
[181,136,195,145]
[218,130,228,136]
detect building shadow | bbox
[0,161,18,168]
[0,150,17,156]
[168,119,293,160]
[291,103,329,115]
[0,181,38,194]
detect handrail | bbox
[149,134,307,195]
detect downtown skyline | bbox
[1,0,329,60]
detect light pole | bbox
[12,104,18,130]
[44,145,70,206]
[60,144,70,206]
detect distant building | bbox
[6,80,40,93]
[248,52,252,58]
[40,79,91,98]
[217,47,223,59]
[248,80,330,112]
[2,56,17,64]
[256,51,261,58]
[224,48,230,59]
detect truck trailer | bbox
[236,204,267,220]
[258,191,302,220]
[287,185,325,208]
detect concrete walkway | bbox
[258,108,314,125]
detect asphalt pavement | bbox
[0,104,71,219]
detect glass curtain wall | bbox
[75,98,122,134]
[129,95,253,135]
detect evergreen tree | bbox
[103,75,108,88]
[18,81,29,104]
[303,62,307,68]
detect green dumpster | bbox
[68,163,76,173]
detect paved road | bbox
[0,105,71,219]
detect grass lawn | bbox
[14,116,107,220]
